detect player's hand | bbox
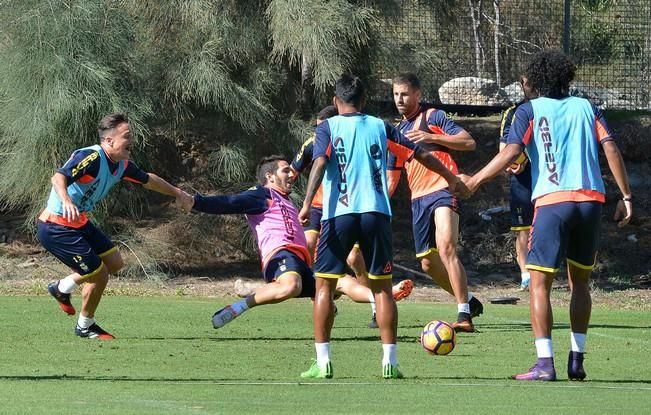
[61,199,80,222]
[177,191,194,214]
[506,162,525,175]
[299,204,311,226]
[448,175,470,199]
[614,199,632,228]
[457,173,478,196]
[405,129,437,144]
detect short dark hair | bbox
[256,155,289,185]
[98,113,129,141]
[524,50,576,98]
[392,73,421,90]
[317,105,338,121]
[335,74,365,107]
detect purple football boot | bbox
[512,358,557,381]
[567,351,587,381]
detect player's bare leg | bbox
[513,269,556,381]
[420,251,453,295]
[371,278,402,378]
[434,208,474,332]
[305,230,319,264]
[248,273,302,306]
[515,230,531,290]
[213,273,303,329]
[567,262,592,380]
[302,277,337,379]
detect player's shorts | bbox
[509,165,534,231]
[412,189,459,258]
[37,220,115,277]
[527,201,602,273]
[315,212,393,280]
[303,206,323,234]
[263,249,316,298]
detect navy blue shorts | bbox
[315,212,393,280]
[527,201,602,273]
[509,165,534,231]
[411,189,459,258]
[263,249,316,298]
[37,220,115,276]
[303,207,323,234]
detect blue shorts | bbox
[527,201,602,273]
[303,207,323,234]
[315,212,393,280]
[37,220,115,276]
[509,165,534,231]
[411,189,459,258]
[263,249,316,298]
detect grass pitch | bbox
[0,295,649,414]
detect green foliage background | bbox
[0,0,647,219]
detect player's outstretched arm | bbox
[413,148,469,198]
[51,172,80,221]
[464,143,522,194]
[602,141,633,227]
[142,173,192,210]
[406,129,476,151]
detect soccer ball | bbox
[420,320,456,355]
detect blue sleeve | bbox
[506,102,534,147]
[384,122,419,162]
[192,186,269,215]
[427,110,463,135]
[122,161,150,184]
[291,135,315,173]
[57,149,101,185]
[313,121,332,160]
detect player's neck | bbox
[402,104,422,120]
[266,183,288,196]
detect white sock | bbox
[368,292,377,314]
[467,292,474,301]
[58,276,78,294]
[521,272,531,282]
[382,343,397,367]
[534,337,554,358]
[231,299,249,315]
[457,303,470,314]
[77,314,95,329]
[570,332,586,353]
[315,342,331,367]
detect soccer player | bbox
[459,50,633,381]
[499,76,538,291]
[299,74,466,379]
[185,155,387,330]
[389,73,483,332]
[39,113,192,339]
[292,105,413,329]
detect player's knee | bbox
[106,256,125,274]
[420,257,433,273]
[279,279,302,299]
[437,243,457,261]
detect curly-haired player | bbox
[460,50,632,381]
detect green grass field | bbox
[0,296,649,414]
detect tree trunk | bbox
[468,0,484,78]
[493,0,501,87]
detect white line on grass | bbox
[159,381,651,391]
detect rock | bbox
[439,77,511,106]
[502,81,524,104]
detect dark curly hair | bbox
[524,50,576,98]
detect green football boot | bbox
[300,360,333,379]
[382,363,404,379]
